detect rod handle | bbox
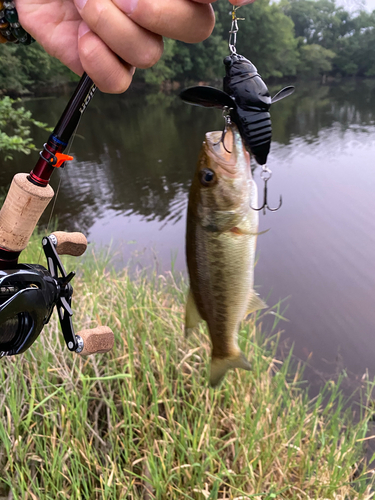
[0,173,54,253]
[76,326,114,355]
[51,231,88,256]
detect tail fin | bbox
[210,351,251,387]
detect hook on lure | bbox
[251,166,282,215]
[216,106,233,154]
[218,111,281,216]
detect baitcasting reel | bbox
[0,231,114,357]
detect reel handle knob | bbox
[76,326,114,355]
[50,231,88,256]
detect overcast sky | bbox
[337,0,375,11]
[276,0,375,11]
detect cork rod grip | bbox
[51,231,88,256]
[0,174,54,252]
[77,326,115,355]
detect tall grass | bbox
[0,234,375,499]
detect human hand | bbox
[16,0,254,94]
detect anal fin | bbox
[247,292,268,315]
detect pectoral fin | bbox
[210,352,251,387]
[247,292,268,314]
[185,288,202,337]
[229,227,270,236]
[255,229,270,237]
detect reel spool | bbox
[0,231,114,357]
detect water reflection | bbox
[2,81,375,234]
[14,88,222,232]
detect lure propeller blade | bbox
[271,86,295,104]
[179,86,236,110]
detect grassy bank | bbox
[1,235,375,499]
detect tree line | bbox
[1,0,375,93]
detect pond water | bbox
[2,79,375,392]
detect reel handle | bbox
[50,231,88,257]
[76,326,115,355]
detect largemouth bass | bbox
[185,123,267,387]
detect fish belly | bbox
[186,212,256,359]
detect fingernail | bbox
[75,0,88,11]
[130,66,136,76]
[116,0,138,15]
[78,21,91,39]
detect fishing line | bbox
[37,115,83,265]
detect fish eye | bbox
[199,168,216,187]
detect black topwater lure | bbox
[180,8,295,166]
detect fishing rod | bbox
[0,73,114,357]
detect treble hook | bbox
[214,106,233,153]
[251,167,282,215]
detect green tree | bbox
[172,30,228,82]
[332,10,375,76]
[213,0,299,79]
[297,43,335,77]
[281,0,353,50]
[0,43,76,93]
[140,38,178,85]
[137,11,228,84]
[281,0,375,77]
[136,0,298,85]
[0,97,51,160]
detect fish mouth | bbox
[204,126,249,178]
